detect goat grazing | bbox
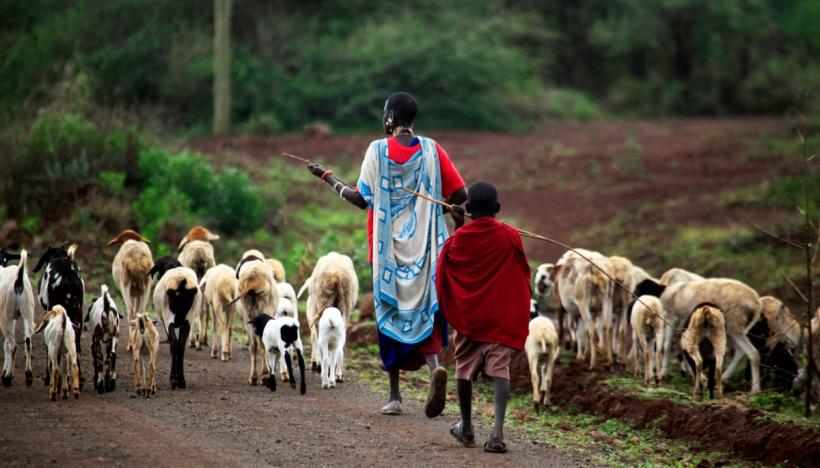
[84,285,120,393]
[680,303,727,400]
[525,316,560,410]
[153,265,201,389]
[200,264,238,361]
[107,230,153,345]
[318,307,346,389]
[744,296,799,392]
[0,249,35,386]
[130,313,159,397]
[248,314,306,394]
[35,305,80,400]
[553,248,614,369]
[634,277,762,392]
[236,252,278,385]
[630,295,665,386]
[34,243,84,387]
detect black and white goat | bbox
[153,262,201,390]
[0,248,21,268]
[84,285,120,393]
[248,314,306,395]
[34,244,84,387]
[0,249,35,386]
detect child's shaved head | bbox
[466,180,500,218]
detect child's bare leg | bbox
[457,379,474,437]
[493,378,510,439]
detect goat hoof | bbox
[170,379,178,390]
[50,393,57,401]
[249,377,258,386]
[25,370,33,386]
[96,382,105,394]
[62,393,68,400]
[178,380,186,389]
[107,379,116,392]
[1,374,12,387]
[73,391,79,400]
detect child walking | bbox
[436,180,531,453]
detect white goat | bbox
[154,266,202,390]
[248,314,306,394]
[34,305,80,400]
[525,316,560,410]
[200,264,238,361]
[84,285,120,393]
[630,295,665,386]
[0,249,34,386]
[318,307,346,389]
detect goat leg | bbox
[297,349,306,395]
[284,349,296,389]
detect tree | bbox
[213,0,232,135]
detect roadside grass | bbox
[346,344,747,466]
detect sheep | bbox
[635,277,762,392]
[629,295,665,386]
[266,258,286,283]
[277,282,298,312]
[34,305,80,400]
[525,316,560,411]
[0,249,34,386]
[236,253,278,385]
[247,314,306,394]
[178,226,219,350]
[318,307,346,389]
[84,285,120,393]
[553,248,614,369]
[153,265,201,390]
[680,303,727,400]
[34,243,84,387]
[199,264,238,361]
[129,313,159,397]
[744,296,799,392]
[107,230,153,347]
[659,267,704,286]
[300,252,358,376]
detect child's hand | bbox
[450,205,465,229]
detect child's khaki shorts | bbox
[453,333,513,381]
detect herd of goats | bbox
[0,225,817,413]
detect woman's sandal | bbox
[483,437,508,453]
[449,422,477,448]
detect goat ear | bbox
[177,236,189,251]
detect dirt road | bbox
[0,330,584,467]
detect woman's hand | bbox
[450,204,465,229]
[307,163,326,178]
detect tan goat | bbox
[659,267,704,286]
[130,313,159,397]
[266,258,286,283]
[107,230,153,346]
[236,254,278,385]
[759,296,800,351]
[35,306,80,400]
[200,264,238,361]
[680,303,727,400]
[177,226,218,349]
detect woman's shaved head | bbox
[383,92,417,134]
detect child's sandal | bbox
[449,422,476,448]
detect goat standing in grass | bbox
[130,313,159,397]
[107,230,153,348]
[248,314,306,395]
[0,249,35,386]
[35,305,80,400]
[34,244,84,388]
[680,303,727,400]
[630,295,665,386]
[525,316,559,411]
[85,285,120,393]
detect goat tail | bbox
[14,249,27,295]
[297,277,312,299]
[137,315,146,335]
[67,243,79,259]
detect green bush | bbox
[133,148,266,239]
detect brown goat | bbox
[108,230,153,346]
[130,314,159,397]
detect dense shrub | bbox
[132,148,265,239]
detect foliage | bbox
[133,148,265,240]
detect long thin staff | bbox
[402,187,656,314]
[280,152,354,187]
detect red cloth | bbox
[364,137,465,263]
[436,217,531,351]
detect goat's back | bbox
[662,278,760,334]
[113,240,153,296]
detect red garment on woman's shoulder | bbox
[436,217,531,351]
